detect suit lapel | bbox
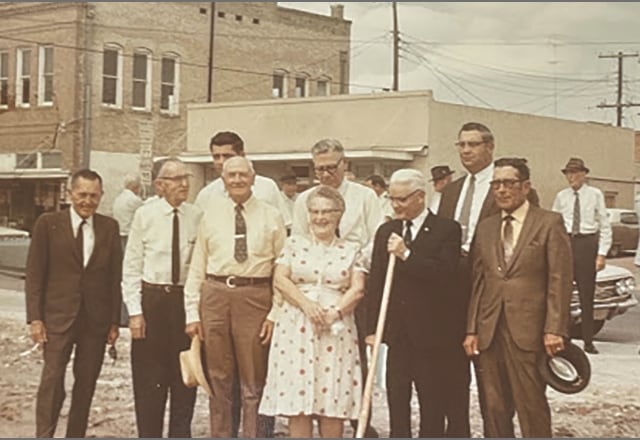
[504,206,543,274]
[86,215,104,269]
[62,210,83,266]
[439,177,465,219]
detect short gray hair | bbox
[157,158,186,179]
[222,156,255,176]
[306,185,346,214]
[311,138,345,158]
[123,174,140,190]
[389,169,426,192]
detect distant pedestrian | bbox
[364,174,394,222]
[112,174,143,250]
[428,165,454,214]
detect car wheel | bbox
[569,320,605,339]
[608,244,621,258]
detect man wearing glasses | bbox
[292,138,384,437]
[464,158,572,437]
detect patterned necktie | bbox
[459,174,476,243]
[503,215,515,264]
[76,219,86,266]
[172,208,180,285]
[234,204,248,263]
[403,220,413,246]
[572,191,580,235]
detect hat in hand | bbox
[561,157,590,174]
[180,336,213,397]
[538,340,591,394]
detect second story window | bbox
[132,50,151,110]
[0,51,8,108]
[317,78,330,97]
[272,71,287,98]
[102,44,122,107]
[38,46,54,106]
[16,48,31,107]
[160,55,179,114]
[294,76,307,98]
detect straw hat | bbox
[180,336,213,397]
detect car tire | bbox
[570,319,605,339]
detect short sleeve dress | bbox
[259,235,364,420]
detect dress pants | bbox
[35,308,107,438]
[201,279,271,438]
[571,234,598,345]
[131,286,196,438]
[474,312,551,438]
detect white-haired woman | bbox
[259,185,365,438]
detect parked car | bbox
[0,226,31,277]
[570,263,638,338]
[606,208,639,257]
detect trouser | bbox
[231,373,275,437]
[35,309,107,438]
[131,286,196,437]
[571,234,598,345]
[201,279,271,438]
[474,313,551,438]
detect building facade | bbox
[0,2,350,230]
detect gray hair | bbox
[305,185,346,214]
[311,138,345,158]
[389,169,426,192]
[222,156,255,176]
[123,174,141,190]
[157,158,186,179]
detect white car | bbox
[0,226,31,276]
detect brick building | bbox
[0,2,350,230]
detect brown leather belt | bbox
[142,281,183,294]
[569,233,597,239]
[206,274,271,289]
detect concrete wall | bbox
[91,150,141,216]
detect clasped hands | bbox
[301,299,342,334]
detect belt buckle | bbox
[225,276,237,289]
[163,285,171,294]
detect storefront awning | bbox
[0,169,70,179]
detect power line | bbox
[597,51,640,127]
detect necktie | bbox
[234,204,248,263]
[403,220,413,246]
[172,208,180,285]
[572,191,580,235]
[503,215,514,264]
[459,174,476,243]
[76,219,86,266]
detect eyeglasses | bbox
[313,159,343,175]
[308,208,342,216]
[388,189,423,204]
[454,140,486,149]
[159,174,192,182]
[489,179,524,190]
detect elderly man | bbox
[428,165,454,214]
[112,174,143,250]
[122,159,202,437]
[26,169,122,438]
[185,156,286,438]
[552,157,611,354]
[366,169,461,437]
[464,158,573,437]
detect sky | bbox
[280,2,640,129]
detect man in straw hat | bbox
[552,157,611,354]
[428,165,455,214]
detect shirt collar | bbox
[337,179,349,195]
[70,207,93,229]
[408,207,430,227]
[473,162,494,184]
[159,197,183,215]
[502,200,530,224]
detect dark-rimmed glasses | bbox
[159,174,192,182]
[454,140,486,149]
[388,189,423,204]
[313,158,343,175]
[489,179,524,190]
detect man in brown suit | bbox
[463,158,573,437]
[26,169,122,438]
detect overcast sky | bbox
[281,2,640,129]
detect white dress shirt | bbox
[429,191,442,215]
[552,183,612,256]
[122,198,203,316]
[194,174,292,226]
[454,163,494,252]
[281,191,297,224]
[70,208,94,268]
[112,188,143,236]
[402,208,430,260]
[380,191,395,220]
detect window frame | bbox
[38,45,54,106]
[160,53,180,115]
[16,47,32,108]
[102,43,123,108]
[131,48,152,111]
[272,70,288,98]
[0,51,8,109]
[316,76,331,97]
[294,74,309,98]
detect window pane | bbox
[161,84,173,109]
[22,50,31,75]
[133,53,147,80]
[44,76,53,102]
[317,81,328,96]
[0,80,7,105]
[22,78,30,103]
[44,47,53,73]
[161,58,175,83]
[103,49,118,76]
[0,53,7,77]
[102,77,116,104]
[272,74,283,98]
[295,78,305,97]
[132,81,146,108]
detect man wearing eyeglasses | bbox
[122,159,203,437]
[463,158,572,437]
[292,138,384,437]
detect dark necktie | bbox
[172,208,180,285]
[403,220,413,247]
[76,219,86,266]
[572,191,580,235]
[235,204,248,263]
[459,174,476,243]
[503,215,515,264]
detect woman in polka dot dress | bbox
[259,186,366,438]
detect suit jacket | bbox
[467,205,573,351]
[367,212,462,349]
[25,209,123,335]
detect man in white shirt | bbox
[122,159,203,437]
[552,157,612,354]
[364,174,394,222]
[112,174,143,250]
[279,173,298,234]
[428,165,454,214]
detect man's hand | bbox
[364,334,375,346]
[185,322,204,341]
[107,325,119,345]
[128,314,146,340]
[596,255,606,272]
[259,320,274,346]
[30,320,47,345]
[387,232,409,260]
[463,334,479,357]
[543,333,565,357]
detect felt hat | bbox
[561,157,590,174]
[430,165,455,182]
[538,340,591,394]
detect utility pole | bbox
[392,1,399,91]
[207,2,216,102]
[597,51,640,127]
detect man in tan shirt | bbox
[184,156,286,438]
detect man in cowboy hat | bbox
[552,157,611,354]
[428,165,455,214]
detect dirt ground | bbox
[1,310,639,438]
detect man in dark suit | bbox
[26,169,122,438]
[366,168,462,437]
[463,158,573,437]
